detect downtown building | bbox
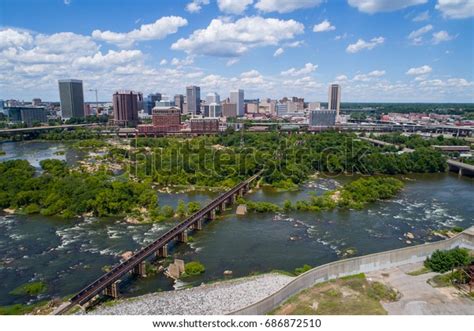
[230,89,244,116]
[328,84,341,117]
[186,86,201,115]
[309,110,336,127]
[6,106,47,127]
[111,91,141,127]
[137,106,181,135]
[58,79,84,119]
[145,93,162,114]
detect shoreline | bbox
[83,273,294,315]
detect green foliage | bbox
[72,139,108,149]
[125,132,447,190]
[9,281,47,296]
[294,264,312,275]
[239,198,281,213]
[338,177,404,209]
[183,261,205,277]
[0,301,48,315]
[367,282,398,302]
[424,247,471,273]
[0,159,159,219]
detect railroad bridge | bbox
[53,170,263,315]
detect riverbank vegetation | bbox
[240,177,404,214]
[182,261,206,277]
[424,247,472,273]
[124,132,446,190]
[375,133,466,149]
[9,281,47,296]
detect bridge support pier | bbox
[459,168,463,177]
[194,219,203,230]
[207,210,216,220]
[103,282,119,299]
[178,231,188,243]
[156,245,168,258]
[219,201,227,212]
[132,261,147,277]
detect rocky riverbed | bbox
[86,273,293,315]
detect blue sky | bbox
[0,0,473,102]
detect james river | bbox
[0,141,473,307]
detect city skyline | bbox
[0,0,473,103]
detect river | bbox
[0,141,473,308]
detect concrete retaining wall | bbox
[232,227,474,315]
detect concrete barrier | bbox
[231,226,474,315]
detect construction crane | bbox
[88,88,99,111]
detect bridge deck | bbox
[56,171,262,314]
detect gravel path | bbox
[88,273,293,315]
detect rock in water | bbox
[121,251,133,260]
[223,270,233,276]
[236,204,248,215]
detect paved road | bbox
[367,262,473,315]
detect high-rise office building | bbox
[230,89,244,116]
[6,106,47,127]
[174,94,184,113]
[186,86,200,115]
[206,92,220,105]
[58,79,84,119]
[112,91,140,127]
[145,93,162,114]
[328,84,341,116]
[208,103,222,117]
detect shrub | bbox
[184,261,205,276]
[294,264,312,275]
[424,247,471,273]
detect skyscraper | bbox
[112,91,140,127]
[186,86,200,115]
[145,93,162,114]
[230,89,244,116]
[174,94,184,113]
[58,79,84,119]
[328,84,341,117]
[206,92,220,105]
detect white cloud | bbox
[313,20,336,33]
[186,0,210,13]
[217,0,253,14]
[348,0,428,13]
[171,16,304,57]
[435,0,474,19]
[281,63,318,76]
[335,33,348,41]
[412,10,430,21]
[353,70,386,81]
[255,0,323,13]
[160,59,167,65]
[171,56,194,67]
[407,24,433,44]
[346,37,384,53]
[432,30,455,44]
[273,47,284,57]
[0,28,33,49]
[406,65,432,75]
[73,50,143,69]
[226,58,239,66]
[64,0,71,4]
[335,75,349,82]
[92,16,188,47]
